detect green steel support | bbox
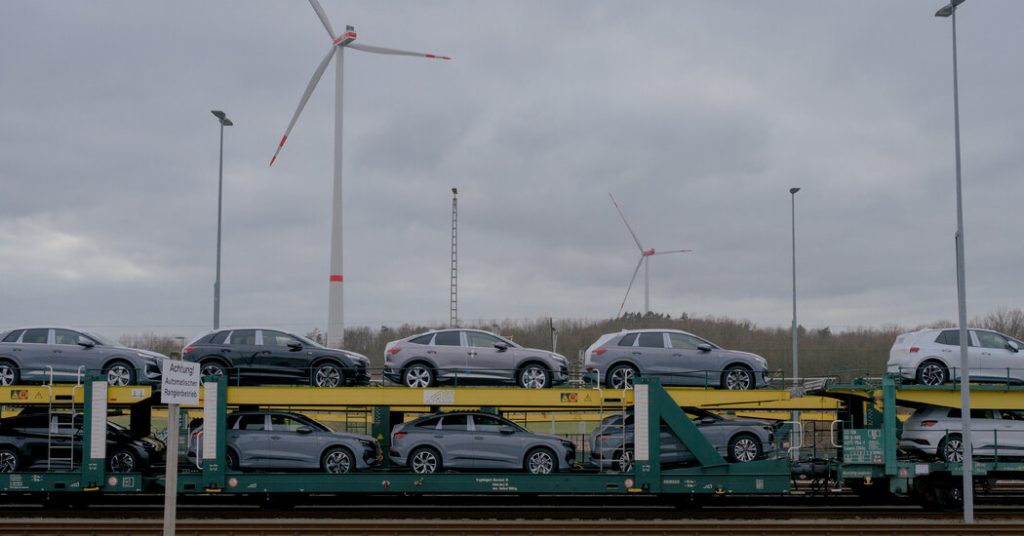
[883,374,897,477]
[81,379,105,489]
[371,406,391,468]
[200,376,228,490]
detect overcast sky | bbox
[1,1,1021,343]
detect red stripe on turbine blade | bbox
[278,135,288,148]
[269,155,277,167]
[329,275,344,282]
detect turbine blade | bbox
[618,256,645,317]
[308,0,336,39]
[652,249,692,255]
[270,45,337,166]
[608,193,644,252]
[348,42,451,60]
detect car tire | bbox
[226,449,240,471]
[408,447,442,474]
[0,448,19,473]
[403,364,434,388]
[614,447,635,472]
[313,362,345,388]
[104,361,136,387]
[524,447,557,474]
[917,360,949,386]
[200,360,228,379]
[0,361,19,386]
[108,449,138,473]
[607,364,637,390]
[722,365,755,391]
[728,433,763,463]
[938,433,965,463]
[518,364,550,389]
[322,447,355,474]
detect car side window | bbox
[637,332,665,348]
[938,329,975,347]
[262,330,299,347]
[976,331,1009,350]
[471,415,507,433]
[53,329,85,346]
[2,329,24,343]
[440,414,468,431]
[210,331,230,344]
[1000,410,1024,421]
[433,331,461,346]
[270,414,307,432]
[618,333,638,346]
[409,334,433,345]
[415,416,442,429]
[228,330,256,346]
[237,414,266,431]
[21,329,49,344]
[466,331,503,348]
[668,333,704,350]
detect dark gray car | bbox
[383,329,568,388]
[583,329,769,390]
[182,328,370,387]
[589,408,775,471]
[186,411,381,473]
[389,411,576,474]
[0,327,164,386]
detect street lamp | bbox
[935,0,974,523]
[789,186,800,461]
[211,110,233,330]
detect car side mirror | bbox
[498,426,516,435]
[287,342,303,351]
[296,426,313,434]
[78,340,95,349]
[697,344,712,353]
[494,343,509,352]
[1008,341,1020,353]
[700,417,716,424]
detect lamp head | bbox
[789,187,801,195]
[935,0,966,17]
[211,110,233,126]
[452,187,458,195]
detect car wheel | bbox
[525,447,557,474]
[201,361,228,378]
[518,364,550,389]
[722,366,754,390]
[322,447,355,474]
[226,450,240,470]
[108,450,138,473]
[728,433,763,463]
[403,364,434,388]
[0,361,19,386]
[408,447,441,474]
[917,361,949,386]
[314,362,344,388]
[615,448,635,472]
[104,361,136,387]
[0,448,19,473]
[939,433,965,463]
[607,364,637,390]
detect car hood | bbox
[718,349,767,366]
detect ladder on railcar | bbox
[45,367,83,471]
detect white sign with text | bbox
[160,360,201,405]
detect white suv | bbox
[887,328,1024,385]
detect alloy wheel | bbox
[724,368,753,390]
[731,437,759,462]
[617,449,634,472]
[0,450,17,473]
[609,367,635,390]
[920,363,948,386]
[201,363,226,377]
[0,364,15,386]
[527,450,555,474]
[315,364,342,387]
[942,436,964,463]
[520,366,548,389]
[405,366,432,388]
[410,449,439,474]
[106,364,132,386]
[109,451,136,473]
[324,449,353,474]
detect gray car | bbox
[0,327,164,386]
[383,329,568,388]
[589,408,775,471]
[389,411,576,474]
[583,329,769,390]
[186,411,381,473]
[900,406,1024,462]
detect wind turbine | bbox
[609,193,692,316]
[270,0,450,348]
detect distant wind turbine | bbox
[270,0,450,348]
[609,193,692,316]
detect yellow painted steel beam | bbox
[826,387,1024,410]
[0,385,152,405]
[701,395,842,412]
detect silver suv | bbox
[383,329,568,388]
[583,329,769,390]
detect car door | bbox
[436,414,474,468]
[15,328,55,383]
[973,330,1019,382]
[465,331,513,382]
[266,414,318,468]
[666,332,714,386]
[229,414,271,467]
[994,410,1024,457]
[634,332,674,384]
[967,409,998,456]
[224,330,259,379]
[430,330,466,382]
[258,330,311,383]
[468,414,522,469]
[52,329,98,382]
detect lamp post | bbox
[211,110,233,330]
[935,0,974,522]
[789,186,800,461]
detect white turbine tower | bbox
[270,0,450,348]
[609,193,692,316]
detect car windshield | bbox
[292,333,327,349]
[81,331,116,346]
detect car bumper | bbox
[382,368,401,384]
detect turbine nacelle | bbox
[642,249,656,256]
[333,30,357,46]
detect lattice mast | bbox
[449,187,459,327]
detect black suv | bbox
[182,328,371,387]
[0,412,164,473]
